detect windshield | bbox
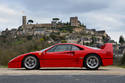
[40,46,53,52]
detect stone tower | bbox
[70,16,79,26]
[22,16,27,25]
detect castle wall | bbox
[70,17,79,26]
[22,16,26,25]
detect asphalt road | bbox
[0,75,125,83]
[0,66,125,83]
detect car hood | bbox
[9,51,42,63]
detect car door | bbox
[41,44,78,67]
[70,45,84,67]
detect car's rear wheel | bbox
[23,55,40,70]
[84,54,101,70]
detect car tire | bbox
[23,55,40,70]
[84,54,101,70]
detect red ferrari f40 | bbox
[8,43,113,70]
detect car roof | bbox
[55,43,84,48]
[55,43,79,45]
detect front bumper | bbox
[8,61,22,68]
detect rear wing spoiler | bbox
[100,43,113,50]
[100,43,113,57]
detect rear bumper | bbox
[8,61,22,68]
[102,58,113,66]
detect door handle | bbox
[66,51,74,54]
[65,52,75,56]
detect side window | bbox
[71,45,81,51]
[54,45,71,52]
[47,46,56,52]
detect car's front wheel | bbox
[84,54,101,70]
[23,55,40,70]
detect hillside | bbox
[0,16,115,66]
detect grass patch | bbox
[112,65,125,68]
[119,65,125,68]
[0,65,8,68]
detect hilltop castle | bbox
[16,16,83,35]
[21,16,81,29]
[1,16,114,46]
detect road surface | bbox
[0,75,125,83]
[0,66,125,83]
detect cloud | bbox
[0,0,124,42]
[19,0,112,14]
[2,0,110,15]
[0,3,26,31]
[75,10,125,42]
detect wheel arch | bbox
[21,54,40,68]
[83,53,103,66]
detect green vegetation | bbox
[121,53,125,65]
[119,35,125,45]
[27,19,34,24]
[61,40,67,43]
[58,26,75,33]
[113,53,125,68]
[0,35,52,66]
[52,18,59,21]
[119,65,125,68]
[0,65,7,68]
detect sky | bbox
[0,0,125,42]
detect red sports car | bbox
[8,43,113,70]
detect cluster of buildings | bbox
[0,16,125,56]
[15,16,81,36]
[66,29,110,45]
[0,16,112,44]
[0,16,81,36]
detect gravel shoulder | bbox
[0,66,125,76]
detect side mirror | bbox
[43,51,46,55]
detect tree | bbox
[52,18,60,30]
[121,53,125,65]
[91,36,96,44]
[61,40,67,43]
[119,35,125,45]
[27,20,34,24]
[52,18,59,22]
